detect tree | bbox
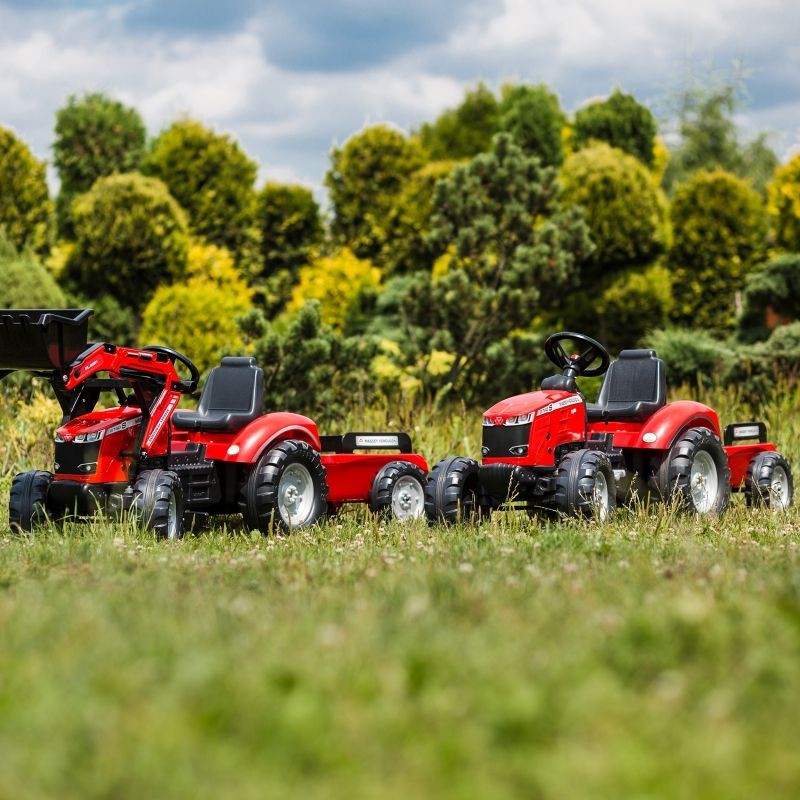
[669,169,767,333]
[140,243,252,371]
[393,133,593,398]
[560,143,669,277]
[0,235,64,307]
[498,83,566,167]
[325,125,424,260]
[144,119,258,262]
[65,173,189,311]
[0,127,53,255]
[573,89,657,167]
[767,153,800,252]
[417,83,499,160]
[53,92,146,235]
[286,249,381,334]
[256,182,321,276]
[739,254,800,343]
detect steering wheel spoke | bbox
[543,332,610,378]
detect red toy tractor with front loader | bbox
[425,332,793,522]
[1,309,428,537]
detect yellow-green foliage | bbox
[768,153,800,252]
[0,387,61,474]
[670,169,767,333]
[139,243,253,371]
[560,143,669,276]
[0,237,65,308]
[287,248,381,333]
[0,127,54,255]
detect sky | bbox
[1,0,799,196]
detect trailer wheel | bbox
[554,450,616,521]
[656,427,730,515]
[424,457,482,525]
[9,470,52,532]
[370,461,427,521]
[132,469,184,539]
[239,440,327,532]
[745,451,793,509]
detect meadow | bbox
[0,383,799,798]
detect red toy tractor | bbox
[1,309,428,537]
[425,332,793,522]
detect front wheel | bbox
[370,461,427,521]
[554,449,616,521]
[9,470,53,532]
[239,440,328,532]
[132,469,184,539]
[745,451,793,509]
[656,427,730,515]
[424,457,482,525]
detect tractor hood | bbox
[483,389,583,426]
[55,406,142,442]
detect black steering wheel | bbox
[142,345,200,393]
[544,332,610,379]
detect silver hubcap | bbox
[278,463,315,527]
[166,492,179,539]
[592,470,610,521]
[690,450,719,513]
[770,465,791,509]
[391,475,425,521]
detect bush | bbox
[139,243,253,372]
[498,83,566,167]
[65,173,189,311]
[739,254,800,343]
[573,89,657,167]
[145,120,258,262]
[0,127,53,255]
[287,249,381,334]
[645,328,734,387]
[669,169,767,333]
[326,125,424,260]
[0,236,64,307]
[53,92,146,235]
[767,153,800,252]
[560,143,669,278]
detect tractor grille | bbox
[482,422,532,458]
[54,441,100,475]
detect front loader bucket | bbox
[0,309,93,377]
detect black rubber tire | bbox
[424,456,482,525]
[132,469,184,539]
[656,427,730,515]
[554,450,616,520]
[239,440,328,532]
[9,470,52,532]
[744,451,793,509]
[369,460,427,521]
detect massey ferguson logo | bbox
[494,416,504,426]
[60,430,73,442]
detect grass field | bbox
[1,384,799,798]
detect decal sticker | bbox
[732,424,760,439]
[106,416,142,437]
[535,394,583,418]
[355,435,399,448]
[145,394,179,447]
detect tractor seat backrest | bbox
[172,356,264,433]
[586,349,666,423]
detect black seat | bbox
[172,356,264,433]
[586,349,666,423]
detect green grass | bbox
[0,385,800,798]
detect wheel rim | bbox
[391,475,425,521]
[770,465,791,509]
[278,463,315,528]
[166,492,179,539]
[690,450,719,513]
[592,469,610,521]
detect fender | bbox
[206,412,322,463]
[635,401,721,450]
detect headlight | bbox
[54,432,64,443]
[482,417,494,426]
[72,431,104,444]
[504,413,532,426]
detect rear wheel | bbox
[370,461,427,521]
[239,440,328,532]
[424,457,482,525]
[657,427,730,515]
[132,469,184,539]
[9,470,52,532]
[554,450,616,521]
[745,451,793,509]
